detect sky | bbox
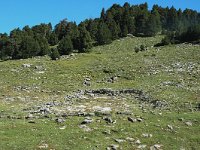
[1,0,200,34]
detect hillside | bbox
[0,36,200,149]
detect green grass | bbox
[0,36,200,149]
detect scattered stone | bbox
[59,126,66,130]
[135,139,141,144]
[102,130,111,135]
[81,117,93,124]
[150,144,163,150]
[22,64,32,68]
[167,125,173,130]
[185,121,192,126]
[79,125,92,132]
[25,114,34,119]
[126,137,135,142]
[138,145,147,149]
[107,144,119,150]
[55,118,65,123]
[137,118,143,122]
[93,106,112,114]
[127,117,137,123]
[142,133,153,138]
[103,116,114,124]
[115,139,125,143]
[38,143,48,149]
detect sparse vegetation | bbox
[0,36,199,149]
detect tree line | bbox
[0,2,200,60]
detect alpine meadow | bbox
[0,2,200,150]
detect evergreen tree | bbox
[135,3,149,35]
[50,48,60,60]
[78,23,93,53]
[105,12,120,39]
[86,19,99,41]
[48,32,58,46]
[54,19,68,40]
[35,35,50,56]
[96,21,112,45]
[58,35,73,55]
[19,36,40,59]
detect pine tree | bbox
[54,19,68,40]
[78,23,93,53]
[58,35,73,55]
[19,36,40,59]
[105,12,120,40]
[48,32,58,46]
[50,48,60,60]
[96,21,112,45]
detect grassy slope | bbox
[0,36,199,149]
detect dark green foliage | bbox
[86,19,99,41]
[48,32,58,46]
[55,19,68,40]
[77,23,93,53]
[105,12,120,40]
[58,36,73,55]
[178,25,200,42]
[35,35,50,56]
[96,21,112,45]
[19,36,40,59]
[50,48,60,60]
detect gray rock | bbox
[107,144,119,150]
[55,118,65,123]
[127,117,137,123]
[150,144,163,150]
[138,145,147,149]
[22,64,32,68]
[115,139,125,143]
[81,117,93,124]
[137,118,143,122]
[135,139,141,144]
[185,121,192,126]
[79,125,92,132]
[167,125,173,130]
[103,116,114,123]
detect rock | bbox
[126,137,135,142]
[59,126,66,130]
[22,64,31,68]
[25,114,34,119]
[55,118,65,123]
[137,118,143,122]
[79,125,92,132]
[150,144,163,150]
[127,117,137,123]
[35,66,44,70]
[102,130,111,135]
[138,145,147,149]
[103,116,114,123]
[38,143,48,149]
[142,133,153,138]
[115,139,125,143]
[167,125,173,130]
[185,121,192,126]
[107,144,119,150]
[81,117,93,124]
[83,78,91,86]
[93,106,112,114]
[135,139,141,144]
